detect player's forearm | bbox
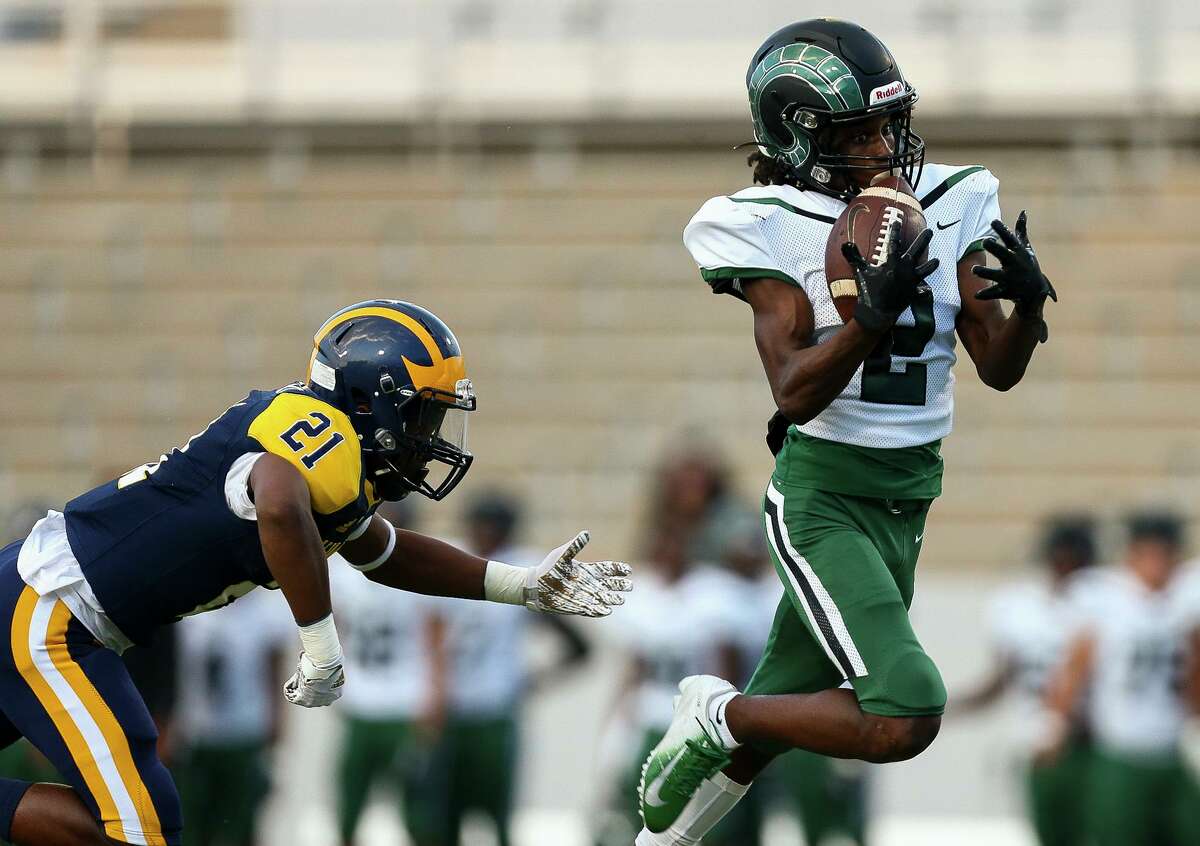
[1044,636,1093,721]
[257,498,333,627]
[973,309,1045,391]
[951,660,1013,715]
[365,530,489,600]
[1186,630,1200,716]
[769,319,885,423]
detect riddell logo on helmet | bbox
[869,82,905,104]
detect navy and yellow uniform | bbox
[64,384,379,645]
[0,384,379,845]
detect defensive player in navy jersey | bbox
[0,300,632,846]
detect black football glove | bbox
[843,224,939,333]
[972,211,1057,341]
[766,410,789,457]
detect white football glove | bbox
[524,531,632,617]
[283,652,345,708]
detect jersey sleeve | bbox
[983,589,1019,657]
[683,196,799,301]
[956,167,1002,261]
[246,392,363,515]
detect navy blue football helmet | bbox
[306,300,476,501]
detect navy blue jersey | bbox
[63,384,379,644]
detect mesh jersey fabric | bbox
[683,163,1001,449]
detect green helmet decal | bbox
[745,20,925,201]
[749,43,867,164]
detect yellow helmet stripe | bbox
[313,306,445,367]
[311,305,467,395]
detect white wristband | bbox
[297,612,342,668]
[350,519,396,573]
[484,560,528,606]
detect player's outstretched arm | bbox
[250,454,344,708]
[342,517,632,617]
[957,211,1055,391]
[1038,632,1094,761]
[746,224,936,425]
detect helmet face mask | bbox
[306,300,477,503]
[804,108,925,194]
[747,19,925,201]
[363,382,476,502]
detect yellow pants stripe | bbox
[10,587,126,840]
[11,587,166,845]
[44,601,167,846]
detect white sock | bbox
[649,771,749,845]
[708,690,740,750]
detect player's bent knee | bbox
[859,714,941,763]
[885,648,947,716]
[855,647,945,762]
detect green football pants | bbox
[747,483,946,719]
[1025,739,1090,846]
[1085,748,1200,846]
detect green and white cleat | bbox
[638,675,739,835]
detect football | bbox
[823,174,928,323]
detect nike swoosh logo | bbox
[644,747,689,808]
[935,219,960,230]
[915,534,924,543]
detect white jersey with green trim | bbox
[331,556,438,720]
[615,566,749,731]
[440,542,535,717]
[1072,566,1200,756]
[985,576,1088,751]
[176,587,294,744]
[683,163,1001,449]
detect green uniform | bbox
[746,431,947,724]
[177,741,269,846]
[1085,748,1200,846]
[435,717,519,846]
[336,716,445,845]
[1025,738,1091,846]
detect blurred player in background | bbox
[331,501,448,846]
[0,300,631,846]
[1047,512,1200,846]
[433,489,591,846]
[956,515,1097,846]
[639,446,743,566]
[595,528,718,846]
[638,18,1057,845]
[172,590,292,846]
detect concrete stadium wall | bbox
[2,142,1198,568]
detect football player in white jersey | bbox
[433,491,592,846]
[1046,513,1200,846]
[956,516,1097,846]
[637,18,1057,844]
[174,590,293,846]
[597,528,741,846]
[330,549,448,846]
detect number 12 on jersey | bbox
[280,412,345,469]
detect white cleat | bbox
[637,675,739,837]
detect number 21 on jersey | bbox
[279,412,344,470]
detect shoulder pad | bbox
[684,194,799,298]
[248,391,362,514]
[919,165,997,207]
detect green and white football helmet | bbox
[747,18,925,201]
